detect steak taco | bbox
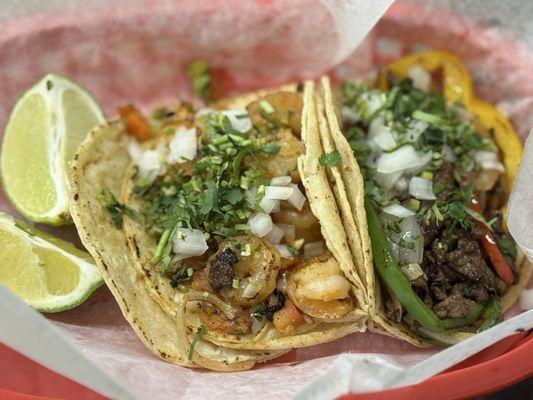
[317,51,532,345]
[70,81,369,370]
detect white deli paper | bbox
[0,1,532,399]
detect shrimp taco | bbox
[316,51,532,345]
[70,81,370,371]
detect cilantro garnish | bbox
[287,245,299,257]
[188,325,206,360]
[319,150,342,167]
[170,266,194,287]
[496,236,517,260]
[186,60,211,103]
[98,190,139,229]
[136,108,282,266]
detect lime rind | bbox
[0,212,103,312]
[0,73,105,226]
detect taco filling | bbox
[118,89,358,340]
[338,62,523,336]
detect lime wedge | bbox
[0,212,103,312]
[1,74,105,225]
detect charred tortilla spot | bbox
[73,193,79,201]
[132,238,140,258]
[208,248,238,291]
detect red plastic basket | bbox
[1,331,532,400]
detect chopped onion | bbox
[264,224,284,245]
[407,151,432,175]
[409,176,436,200]
[196,108,251,133]
[304,241,324,259]
[474,151,505,172]
[259,196,280,214]
[242,279,263,298]
[128,141,166,182]
[127,140,143,160]
[361,91,385,116]
[221,109,252,133]
[173,228,208,258]
[519,288,533,310]
[246,187,258,206]
[373,128,397,151]
[287,183,306,210]
[278,224,295,243]
[251,316,266,334]
[275,244,294,259]
[397,217,424,264]
[264,186,294,200]
[368,116,386,142]
[376,145,421,174]
[195,108,214,118]
[249,213,273,237]
[375,171,403,190]
[167,127,197,164]
[342,106,360,123]
[400,263,425,281]
[408,65,431,92]
[442,145,457,162]
[395,177,409,192]
[383,204,415,218]
[405,120,428,143]
[270,175,292,186]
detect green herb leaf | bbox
[186,60,211,103]
[319,150,342,167]
[201,181,219,214]
[496,235,517,260]
[223,188,244,205]
[464,207,495,231]
[188,325,206,360]
[98,190,139,229]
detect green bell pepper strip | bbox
[365,198,484,333]
[477,298,502,332]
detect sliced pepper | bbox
[477,298,502,332]
[470,197,514,284]
[379,50,522,196]
[365,199,484,333]
[118,105,151,142]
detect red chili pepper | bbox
[470,197,514,285]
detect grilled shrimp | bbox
[197,302,252,335]
[246,91,303,135]
[216,236,282,307]
[287,253,353,319]
[265,128,305,181]
[273,201,322,243]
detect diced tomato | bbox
[118,105,151,141]
[273,300,305,334]
[470,197,514,285]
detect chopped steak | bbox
[208,248,238,291]
[433,161,456,201]
[421,213,443,247]
[433,293,477,319]
[421,219,507,318]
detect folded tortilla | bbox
[70,81,370,370]
[316,76,532,345]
